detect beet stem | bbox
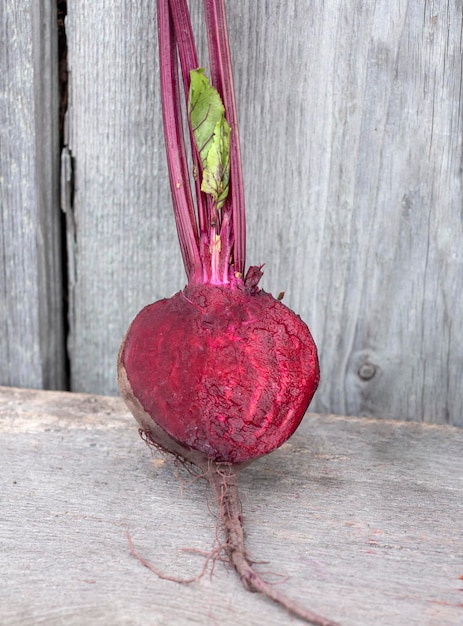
[204,0,246,276]
[208,464,340,626]
[157,0,201,279]
[167,0,208,237]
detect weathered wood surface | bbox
[0,1,65,389]
[1,386,462,626]
[64,1,463,426]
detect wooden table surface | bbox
[1,386,462,626]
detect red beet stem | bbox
[167,0,208,236]
[204,0,246,276]
[157,0,201,280]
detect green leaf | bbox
[201,118,230,209]
[189,68,230,209]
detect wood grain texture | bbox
[65,1,463,425]
[0,1,65,389]
[1,386,462,626]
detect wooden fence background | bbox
[1,1,462,426]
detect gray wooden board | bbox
[64,1,463,426]
[1,386,462,626]
[0,1,64,389]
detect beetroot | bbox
[118,1,337,625]
[119,283,319,464]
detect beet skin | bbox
[118,283,319,464]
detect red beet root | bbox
[117,1,339,624]
[119,283,319,464]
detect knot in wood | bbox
[358,362,377,381]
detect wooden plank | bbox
[65,0,175,395]
[65,1,462,426]
[1,386,462,626]
[299,1,463,426]
[0,1,65,389]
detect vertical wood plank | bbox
[66,1,462,426]
[66,1,173,394]
[0,1,65,389]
